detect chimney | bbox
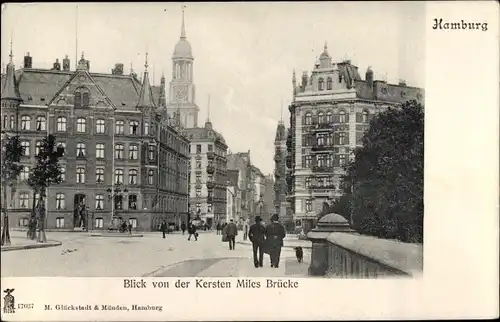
[53,58,61,71]
[63,55,70,71]
[112,63,124,75]
[365,66,374,88]
[24,52,32,69]
[398,79,406,86]
[86,60,90,71]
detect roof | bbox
[181,121,227,145]
[1,68,162,111]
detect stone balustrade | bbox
[307,214,423,278]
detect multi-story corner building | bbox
[182,121,227,227]
[227,151,255,220]
[273,120,289,219]
[288,43,425,233]
[1,49,190,231]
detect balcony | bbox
[206,181,214,189]
[312,166,334,173]
[207,165,215,174]
[309,184,336,190]
[311,144,334,152]
[310,123,333,132]
[207,152,215,160]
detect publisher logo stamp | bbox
[3,289,15,314]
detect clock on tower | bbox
[175,86,188,101]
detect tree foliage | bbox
[1,134,24,246]
[340,100,424,243]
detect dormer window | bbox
[326,77,332,90]
[74,87,90,108]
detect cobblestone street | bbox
[1,231,310,277]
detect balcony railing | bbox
[309,184,336,190]
[207,152,215,160]
[312,166,334,173]
[310,123,334,132]
[311,144,334,152]
[207,165,215,173]
[206,181,214,189]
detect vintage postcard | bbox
[1,1,498,321]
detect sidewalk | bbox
[1,236,62,252]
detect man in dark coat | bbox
[181,222,186,235]
[265,214,286,268]
[224,219,238,250]
[160,220,167,238]
[187,221,198,241]
[248,216,266,268]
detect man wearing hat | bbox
[265,214,286,268]
[248,216,266,268]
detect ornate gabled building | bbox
[289,43,424,233]
[0,49,190,232]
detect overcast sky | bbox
[1,2,425,174]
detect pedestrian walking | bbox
[265,214,286,268]
[128,223,132,235]
[243,221,249,241]
[224,219,238,250]
[216,222,221,235]
[181,222,186,235]
[160,220,167,239]
[248,216,266,268]
[187,221,198,241]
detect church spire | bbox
[181,4,186,39]
[206,94,211,122]
[136,53,156,109]
[1,37,22,107]
[158,70,166,109]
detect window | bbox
[115,144,124,159]
[21,140,30,156]
[75,91,82,108]
[318,112,325,124]
[339,110,346,123]
[21,115,31,130]
[82,92,90,107]
[305,112,312,125]
[76,143,86,157]
[196,187,201,197]
[207,173,213,181]
[208,144,213,152]
[339,132,347,145]
[56,217,65,228]
[74,87,90,108]
[148,170,154,185]
[304,155,312,168]
[362,110,369,123]
[76,118,86,133]
[19,217,29,227]
[305,177,312,188]
[115,120,124,135]
[96,119,105,134]
[96,168,105,183]
[95,218,104,228]
[144,122,149,135]
[76,167,85,183]
[196,161,202,168]
[3,115,7,129]
[196,144,201,153]
[19,193,29,208]
[207,204,213,213]
[318,78,324,91]
[148,145,156,161]
[20,166,30,181]
[56,193,65,209]
[35,141,42,156]
[339,155,347,166]
[36,116,46,131]
[326,77,333,90]
[317,135,325,146]
[129,121,139,135]
[115,169,124,184]
[57,116,67,132]
[306,199,312,212]
[326,111,333,123]
[59,166,66,181]
[95,194,104,210]
[115,195,123,210]
[128,195,137,210]
[129,169,138,185]
[129,144,138,160]
[96,143,105,159]
[317,155,325,167]
[57,143,66,156]
[10,116,15,129]
[129,218,138,228]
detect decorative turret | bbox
[63,55,70,71]
[173,4,193,59]
[319,42,332,68]
[77,52,88,71]
[292,69,297,97]
[1,40,22,108]
[136,53,157,110]
[158,72,167,108]
[365,66,374,87]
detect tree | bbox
[27,134,64,243]
[341,100,424,243]
[1,133,24,246]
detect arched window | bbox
[74,87,90,108]
[304,112,312,125]
[21,115,31,130]
[339,110,346,123]
[96,119,105,134]
[76,143,86,157]
[318,112,325,124]
[128,195,137,210]
[148,169,154,185]
[115,169,124,184]
[96,143,105,159]
[76,118,86,133]
[95,194,104,210]
[36,116,46,131]
[129,144,138,160]
[148,145,156,161]
[129,121,139,135]
[326,77,333,90]
[339,132,347,145]
[21,141,30,156]
[82,92,90,107]
[96,168,105,183]
[144,122,149,135]
[20,166,30,181]
[326,111,333,123]
[115,120,124,135]
[318,78,324,91]
[76,167,86,183]
[35,141,42,156]
[114,144,124,159]
[74,91,82,108]
[129,169,138,185]
[362,110,369,123]
[57,116,67,132]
